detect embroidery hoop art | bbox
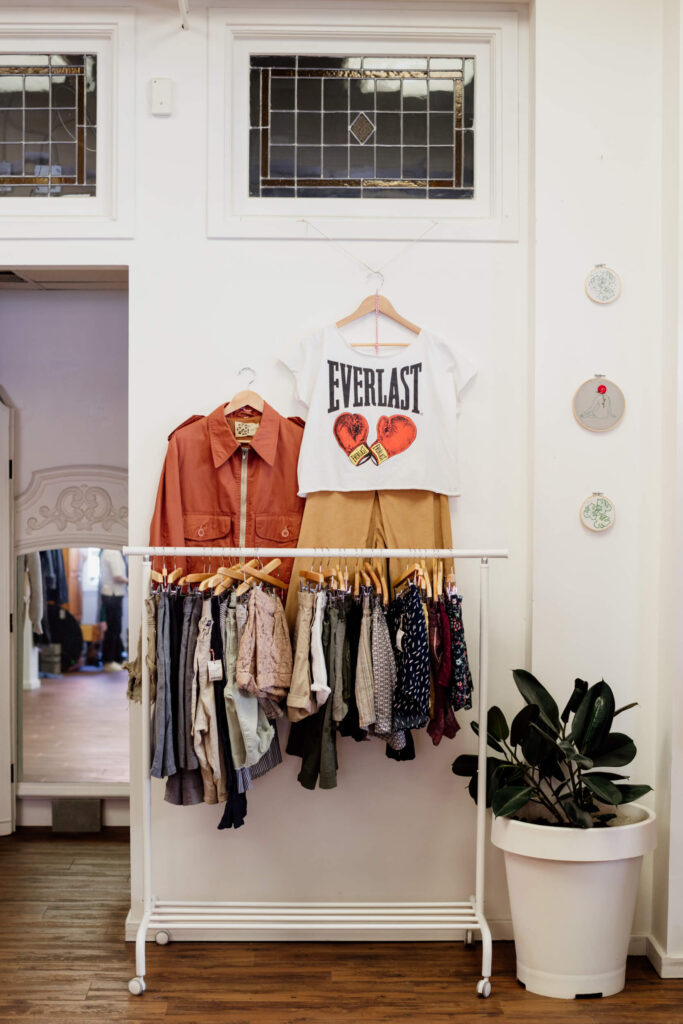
[572,375,626,433]
[585,265,621,304]
[580,493,616,533]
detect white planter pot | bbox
[491,803,656,999]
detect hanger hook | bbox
[238,366,256,389]
[368,270,384,294]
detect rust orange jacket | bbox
[149,402,305,582]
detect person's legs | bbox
[102,595,123,665]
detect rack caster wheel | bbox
[464,929,474,949]
[128,977,146,996]
[155,930,170,945]
[476,978,491,998]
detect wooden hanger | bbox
[437,561,444,599]
[217,559,258,583]
[235,559,285,597]
[392,562,422,589]
[179,571,214,586]
[420,560,432,599]
[199,572,223,592]
[224,366,264,415]
[300,566,324,586]
[167,567,183,585]
[336,292,420,348]
[214,560,259,596]
[353,564,360,598]
[150,569,165,585]
[365,561,389,605]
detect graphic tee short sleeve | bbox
[281,325,477,497]
[280,331,324,408]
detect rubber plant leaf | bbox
[583,774,623,805]
[571,680,615,755]
[590,733,637,768]
[487,706,509,742]
[614,784,652,804]
[510,704,540,747]
[561,678,589,723]
[512,669,560,733]
[491,785,534,818]
[470,720,504,754]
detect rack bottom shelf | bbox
[127,898,492,997]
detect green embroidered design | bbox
[582,496,614,531]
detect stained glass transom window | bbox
[0,54,96,197]
[249,55,474,199]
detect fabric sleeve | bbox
[436,336,478,399]
[280,333,322,408]
[149,435,187,572]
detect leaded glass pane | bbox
[0,53,96,196]
[248,54,475,199]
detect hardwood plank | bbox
[0,831,682,1023]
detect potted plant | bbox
[452,670,656,999]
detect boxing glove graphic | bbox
[369,415,417,465]
[333,413,372,466]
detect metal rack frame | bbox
[124,545,508,999]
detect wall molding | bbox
[646,934,683,978]
[15,464,128,554]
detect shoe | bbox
[103,661,123,672]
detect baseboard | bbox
[646,934,683,977]
[0,817,12,836]
[16,796,130,827]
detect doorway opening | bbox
[0,265,129,815]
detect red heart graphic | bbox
[369,415,417,465]
[333,413,371,466]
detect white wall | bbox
[120,0,530,927]
[0,290,128,493]
[533,0,664,939]
[1,0,682,961]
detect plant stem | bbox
[500,740,568,824]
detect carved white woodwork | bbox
[15,465,128,554]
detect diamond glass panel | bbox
[249,55,474,199]
[0,54,96,197]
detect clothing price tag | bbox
[207,659,223,681]
[395,627,405,652]
[235,421,258,438]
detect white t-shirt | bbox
[281,325,477,497]
[100,549,128,597]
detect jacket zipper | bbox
[239,447,248,548]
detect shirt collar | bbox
[208,401,280,468]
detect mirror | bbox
[17,547,129,784]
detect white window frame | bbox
[208,3,519,241]
[0,7,135,239]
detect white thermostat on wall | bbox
[151,78,173,116]
[580,493,616,533]
[585,265,621,304]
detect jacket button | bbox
[281,528,289,538]
[197,527,205,537]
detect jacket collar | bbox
[208,401,280,468]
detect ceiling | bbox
[0,266,128,291]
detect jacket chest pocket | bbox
[254,514,301,547]
[183,514,233,546]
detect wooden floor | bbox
[21,668,129,783]
[0,830,680,1024]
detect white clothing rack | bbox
[124,545,508,1000]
